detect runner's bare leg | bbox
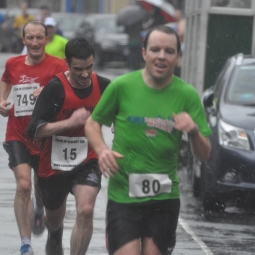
[13,163,33,239]
[45,199,67,255]
[70,185,99,255]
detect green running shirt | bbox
[92,70,212,203]
[46,35,68,59]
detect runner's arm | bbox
[27,79,64,139]
[85,116,123,177]
[28,77,92,139]
[173,112,211,162]
[188,132,211,162]
[35,107,90,138]
[0,80,12,117]
[85,116,108,155]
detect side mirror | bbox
[202,89,216,116]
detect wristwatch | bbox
[188,124,199,137]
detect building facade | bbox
[4,0,136,13]
[182,0,255,94]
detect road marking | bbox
[178,217,215,255]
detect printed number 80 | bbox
[142,179,160,194]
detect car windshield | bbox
[56,16,84,31]
[94,17,124,34]
[226,65,255,105]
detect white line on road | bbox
[178,217,215,255]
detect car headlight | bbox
[218,120,250,151]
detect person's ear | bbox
[142,47,146,61]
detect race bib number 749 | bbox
[129,173,172,198]
[13,83,39,117]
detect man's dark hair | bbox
[65,38,95,64]
[143,25,181,53]
[22,20,48,38]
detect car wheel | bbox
[200,163,225,212]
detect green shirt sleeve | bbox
[92,80,119,127]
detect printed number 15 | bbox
[63,148,77,160]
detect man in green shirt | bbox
[44,17,68,59]
[85,25,212,255]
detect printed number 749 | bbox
[17,94,36,106]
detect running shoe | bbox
[20,244,34,255]
[32,197,45,235]
[32,210,45,235]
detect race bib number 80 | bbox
[129,173,172,198]
[13,83,39,117]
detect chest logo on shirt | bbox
[144,117,175,133]
[19,75,38,84]
[128,116,175,134]
[145,129,158,137]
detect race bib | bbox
[13,83,39,117]
[129,173,172,198]
[51,135,88,171]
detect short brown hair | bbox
[22,20,48,38]
[143,25,181,53]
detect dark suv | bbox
[74,13,128,68]
[189,53,255,211]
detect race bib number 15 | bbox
[13,83,39,117]
[129,173,172,198]
[51,135,88,171]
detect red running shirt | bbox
[1,54,68,155]
[38,72,101,177]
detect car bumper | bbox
[205,143,255,194]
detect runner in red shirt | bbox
[0,20,67,255]
[27,38,110,255]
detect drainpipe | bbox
[66,0,71,12]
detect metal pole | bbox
[99,0,103,13]
[66,0,71,12]
[76,0,82,13]
[251,0,255,54]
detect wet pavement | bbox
[0,119,207,255]
[0,53,208,255]
[1,53,255,254]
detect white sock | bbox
[21,237,31,246]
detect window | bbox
[226,65,255,105]
[211,0,251,8]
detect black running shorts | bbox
[3,140,39,172]
[38,158,101,211]
[106,199,180,255]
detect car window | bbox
[56,16,84,31]
[226,65,255,105]
[94,17,124,34]
[214,59,231,99]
